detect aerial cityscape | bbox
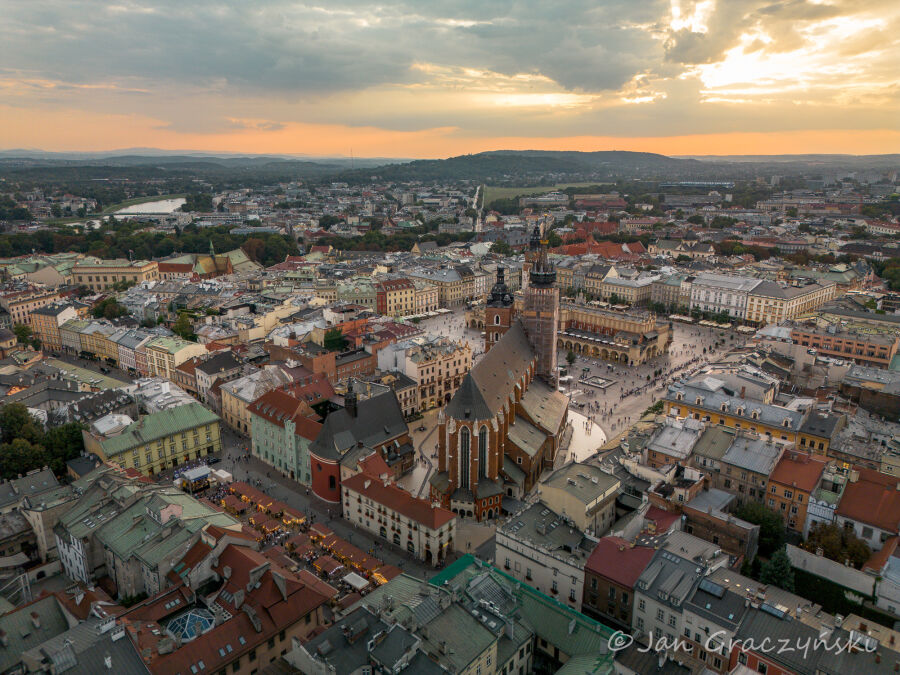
[1,2,899,674]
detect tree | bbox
[687,215,705,225]
[490,240,513,256]
[43,422,87,475]
[0,403,41,444]
[734,502,785,556]
[802,522,871,569]
[0,438,46,479]
[566,350,576,367]
[546,231,562,248]
[323,328,347,352]
[760,547,795,592]
[172,313,196,341]
[92,297,128,320]
[12,324,32,345]
[181,193,214,212]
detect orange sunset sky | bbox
[2,1,899,158]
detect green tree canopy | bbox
[734,502,785,557]
[801,522,871,569]
[760,547,795,592]
[92,297,128,320]
[323,327,347,352]
[0,404,86,478]
[490,240,513,256]
[172,313,196,341]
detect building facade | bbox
[342,472,456,566]
[71,259,159,290]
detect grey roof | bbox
[691,273,762,293]
[636,548,705,611]
[0,595,71,673]
[685,580,748,632]
[500,501,591,565]
[647,420,702,461]
[694,425,735,460]
[613,643,691,675]
[502,455,526,486]
[21,617,149,675]
[751,280,831,299]
[507,417,546,458]
[369,625,418,671]
[541,462,619,505]
[799,411,842,439]
[445,320,534,421]
[310,390,408,461]
[0,468,59,510]
[666,382,804,429]
[519,379,568,434]
[194,350,243,376]
[302,606,388,674]
[721,434,784,475]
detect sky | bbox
[2,0,899,158]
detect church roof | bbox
[445,320,534,421]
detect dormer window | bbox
[752,410,760,420]
[736,407,744,417]
[721,403,728,412]
[696,397,703,405]
[676,392,683,401]
[783,418,791,428]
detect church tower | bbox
[521,229,559,385]
[484,266,514,352]
[521,224,542,292]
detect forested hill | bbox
[336,150,710,182]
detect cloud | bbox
[1,0,898,151]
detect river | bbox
[115,197,186,214]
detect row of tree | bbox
[0,404,86,479]
[0,220,300,268]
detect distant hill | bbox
[336,150,713,182]
[1,148,895,184]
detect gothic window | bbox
[459,427,470,489]
[479,426,488,479]
[494,314,501,325]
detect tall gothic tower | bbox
[521,224,542,292]
[522,230,559,385]
[484,266,514,352]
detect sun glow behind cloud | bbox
[0,0,898,155]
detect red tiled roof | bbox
[358,451,391,478]
[585,537,655,589]
[863,536,899,573]
[283,372,336,404]
[645,506,680,533]
[314,554,343,575]
[247,389,323,441]
[296,569,338,599]
[769,452,826,493]
[342,473,456,530]
[174,357,200,375]
[309,523,333,538]
[836,468,900,532]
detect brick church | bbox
[429,228,569,520]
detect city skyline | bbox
[3,0,899,157]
